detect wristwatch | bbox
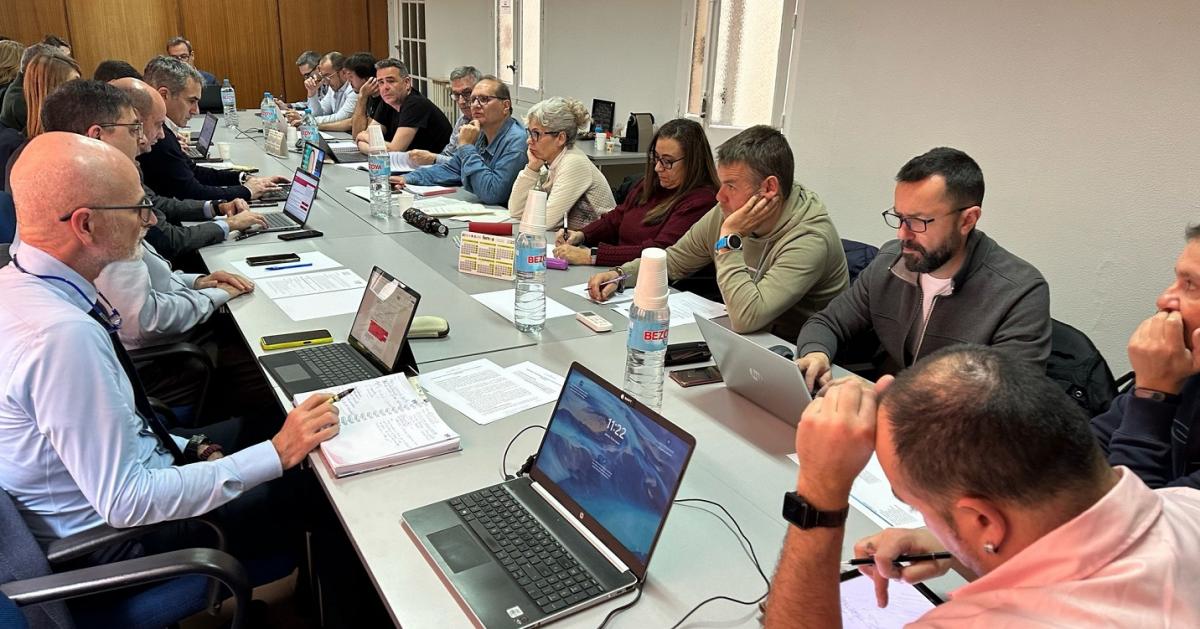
[714,233,743,252]
[590,246,599,264]
[238,171,251,184]
[1132,387,1182,404]
[782,491,849,529]
[185,434,225,462]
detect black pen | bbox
[843,551,953,567]
[233,229,264,241]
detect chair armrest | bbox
[46,518,227,565]
[128,342,214,371]
[1,548,250,629]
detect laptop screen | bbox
[197,114,217,151]
[283,169,319,224]
[300,142,325,178]
[347,267,420,373]
[532,364,695,575]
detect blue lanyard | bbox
[10,255,123,333]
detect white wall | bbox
[785,0,1200,372]
[423,0,494,80]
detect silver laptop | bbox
[403,363,695,628]
[693,314,812,425]
[256,168,318,232]
[184,113,218,160]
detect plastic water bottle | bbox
[593,124,605,151]
[299,109,318,148]
[260,92,275,135]
[367,125,392,219]
[514,190,548,332]
[220,79,238,128]
[623,248,671,409]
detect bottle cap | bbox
[633,248,669,310]
[368,125,386,150]
[520,190,548,232]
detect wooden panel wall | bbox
[1,0,389,107]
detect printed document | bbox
[419,359,563,425]
[256,268,365,299]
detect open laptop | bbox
[184,113,218,160]
[259,266,420,399]
[198,84,223,113]
[694,314,812,426]
[253,168,319,232]
[318,133,368,164]
[299,141,326,178]
[403,362,696,628]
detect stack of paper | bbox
[295,373,461,477]
[610,291,726,328]
[418,359,566,425]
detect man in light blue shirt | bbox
[407,65,481,167]
[283,52,359,132]
[0,133,337,550]
[395,75,528,205]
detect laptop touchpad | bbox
[429,526,490,573]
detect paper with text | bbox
[560,282,634,305]
[610,291,726,327]
[786,453,926,529]
[228,252,343,279]
[256,268,365,299]
[418,359,561,425]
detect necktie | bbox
[88,307,187,465]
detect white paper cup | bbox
[286,126,299,146]
[394,192,415,217]
[177,127,192,143]
[216,142,231,160]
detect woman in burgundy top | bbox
[553,118,717,267]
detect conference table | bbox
[193,115,963,627]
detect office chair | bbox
[0,190,15,244]
[130,341,214,427]
[0,490,251,629]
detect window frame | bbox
[495,0,544,105]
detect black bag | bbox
[1047,319,1119,416]
[841,239,879,284]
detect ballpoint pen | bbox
[329,388,356,404]
[265,262,313,271]
[598,274,629,287]
[843,552,953,567]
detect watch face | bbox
[728,234,742,250]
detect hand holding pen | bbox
[852,528,954,608]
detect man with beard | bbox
[794,147,1050,391]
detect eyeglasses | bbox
[59,197,155,225]
[451,89,475,102]
[99,121,144,139]
[169,52,193,61]
[527,128,562,142]
[881,205,973,233]
[470,95,503,107]
[649,151,682,171]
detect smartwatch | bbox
[590,246,598,264]
[782,491,849,529]
[714,233,743,252]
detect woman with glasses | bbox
[508,96,615,230]
[553,118,717,267]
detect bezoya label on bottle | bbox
[627,319,669,352]
[367,154,390,177]
[515,246,546,273]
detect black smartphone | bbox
[246,253,301,267]
[669,365,722,387]
[278,229,323,241]
[664,341,711,366]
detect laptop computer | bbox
[299,141,326,179]
[693,314,813,426]
[259,266,420,399]
[403,362,696,628]
[184,113,218,160]
[198,84,223,113]
[318,133,368,164]
[254,168,319,232]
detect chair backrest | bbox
[0,190,15,244]
[841,238,879,285]
[0,492,73,628]
[1047,318,1119,416]
[0,127,23,193]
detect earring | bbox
[983,542,997,554]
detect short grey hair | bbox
[295,50,320,68]
[166,36,193,53]
[19,43,56,72]
[526,97,590,147]
[142,55,204,94]
[715,125,795,200]
[449,65,482,83]
[375,58,409,76]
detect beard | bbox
[901,230,961,274]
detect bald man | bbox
[0,134,338,568]
[110,77,266,261]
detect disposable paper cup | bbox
[633,247,669,310]
[216,142,231,160]
[394,192,415,217]
[177,128,192,143]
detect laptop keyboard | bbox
[451,486,605,615]
[263,212,295,229]
[294,344,376,383]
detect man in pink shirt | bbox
[765,345,1200,627]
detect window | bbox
[683,0,797,130]
[496,0,542,103]
[390,0,429,95]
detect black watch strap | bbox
[782,491,849,529]
[1132,387,1182,404]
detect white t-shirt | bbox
[918,273,954,337]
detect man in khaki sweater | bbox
[587,125,848,339]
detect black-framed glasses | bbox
[59,197,155,225]
[527,128,563,142]
[99,121,144,138]
[649,151,682,171]
[881,205,972,233]
[470,95,502,107]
